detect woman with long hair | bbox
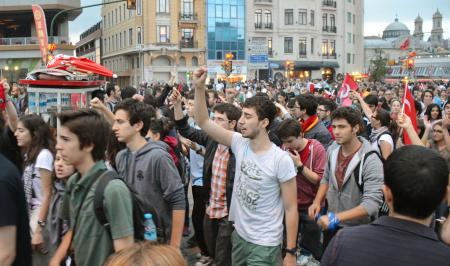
[427,120,450,169]
[15,114,55,265]
[389,98,402,121]
[424,103,442,123]
[369,109,397,160]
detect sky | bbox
[68,0,450,43]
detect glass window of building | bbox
[352,54,355,64]
[310,10,315,26]
[322,13,327,27]
[268,37,273,56]
[207,0,246,60]
[311,38,314,54]
[299,38,307,57]
[347,32,351,43]
[264,10,272,27]
[285,9,293,25]
[347,53,351,64]
[330,40,335,55]
[347,12,351,23]
[158,0,169,13]
[137,27,142,44]
[330,14,335,27]
[119,6,122,22]
[119,32,122,48]
[157,26,169,43]
[181,0,193,16]
[353,14,355,24]
[137,0,142,15]
[352,34,355,44]
[129,28,133,45]
[284,37,293,53]
[255,9,262,28]
[322,39,328,55]
[299,9,307,25]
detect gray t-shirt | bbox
[230,132,296,246]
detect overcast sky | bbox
[68,0,450,43]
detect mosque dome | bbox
[382,18,410,39]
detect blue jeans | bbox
[298,209,323,260]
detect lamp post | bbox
[223,52,234,87]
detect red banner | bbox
[402,82,418,145]
[32,5,49,65]
[338,73,358,107]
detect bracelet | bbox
[297,165,305,174]
[327,212,340,231]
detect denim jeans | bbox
[298,209,323,260]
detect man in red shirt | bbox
[277,119,327,264]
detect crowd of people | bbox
[1,69,450,266]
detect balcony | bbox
[322,53,337,59]
[322,26,337,33]
[254,0,272,4]
[255,22,273,30]
[299,53,307,58]
[322,1,336,8]
[0,36,70,46]
[179,40,198,49]
[179,12,199,27]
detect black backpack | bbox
[375,131,396,154]
[352,151,389,217]
[93,170,167,242]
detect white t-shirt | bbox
[371,133,394,154]
[23,149,54,209]
[229,133,296,246]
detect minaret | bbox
[413,14,424,40]
[431,9,443,45]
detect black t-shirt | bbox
[0,127,22,172]
[0,154,31,266]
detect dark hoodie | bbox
[115,141,185,239]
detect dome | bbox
[433,9,442,18]
[384,18,410,32]
[382,18,410,39]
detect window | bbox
[284,37,293,53]
[264,10,272,27]
[119,6,121,22]
[108,37,111,51]
[181,28,193,40]
[347,53,351,64]
[158,0,169,13]
[124,4,126,20]
[322,13,327,27]
[124,30,126,47]
[103,38,106,52]
[216,51,222,60]
[347,32,351,43]
[322,39,328,55]
[157,25,169,43]
[129,28,133,45]
[330,14,335,27]
[352,54,355,64]
[119,32,122,49]
[330,40,335,56]
[255,9,262,27]
[347,12,351,23]
[353,14,355,24]
[310,10,315,26]
[311,38,314,54]
[108,13,111,27]
[230,5,237,18]
[137,0,142,15]
[268,37,273,56]
[181,0,193,15]
[299,38,307,57]
[299,9,307,25]
[285,9,293,25]
[352,34,355,44]
[103,16,106,28]
[215,5,222,17]
[115,9,117,24]
[137,27,142,44]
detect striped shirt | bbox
[206,144,230,219]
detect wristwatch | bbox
[284,247,297,256]
[297,164,305,174]
[37,220,47,227]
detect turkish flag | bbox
[402,82,417,145]
[337,73,358,107]
[400,37,410,50]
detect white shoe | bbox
[297,254,311,266]
[195,256,213,266]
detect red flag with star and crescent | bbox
[400,37,410,50]
[337,73,358,106]
[402,82,417,145]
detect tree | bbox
[369,56,388,82]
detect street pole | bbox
[49,0,126,43]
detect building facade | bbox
[246,0,364,81]
[206,0,246,82]
[364,10,450,82]
[0,0,80,82]
[76,21,102,64]
[101,0,206,87]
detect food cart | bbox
[18,79,105,127]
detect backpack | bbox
[93,170,167,242]
[376,131,396,154]
[352,151,389,217]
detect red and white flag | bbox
[400,37,410,50]
[337,73,358,107]
[402,82,417,145]
[32,5,49,65]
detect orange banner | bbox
[32,5,49,65]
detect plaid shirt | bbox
[206,144,230,219]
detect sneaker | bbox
[297,254,312,266]
[194,256,213,266]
